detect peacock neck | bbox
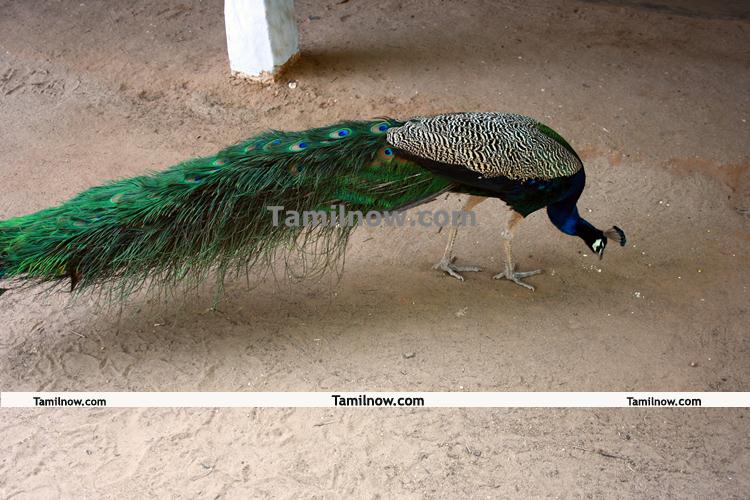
[545,169,599,242]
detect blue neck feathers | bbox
[545,169,602,244]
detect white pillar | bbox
[224,0,299,82]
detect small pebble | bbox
[403,352,415,359]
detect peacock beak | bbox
[591,238,606,259]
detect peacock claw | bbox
[434,257,481,281]
[493,267,542,290]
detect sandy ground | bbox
[1,0,749,497]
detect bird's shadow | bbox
[1,247,602,391]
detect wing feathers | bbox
[386,112,582,181]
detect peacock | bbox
[0,112,625,299]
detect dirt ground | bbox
[1,0,749,497]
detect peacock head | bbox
[584,226,626,259]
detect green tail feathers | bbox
[0,119,452,297]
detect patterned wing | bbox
[386,112,582,180]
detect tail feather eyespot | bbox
[329,128,352,139]
[375,147,395,162]
[289,141,309,152]
[370,122,390,134]
[263,139,283,151]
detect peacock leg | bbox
[493,211,542,290]
[433,195,486,281]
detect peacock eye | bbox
[263,138,283,151]
[370,122,390,134]
[289,141,308,152]
[329,128,352,139]
[384,148,393,156]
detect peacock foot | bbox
[493,266,542,290]
[433,257,481,281]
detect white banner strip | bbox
[1,392,749,408]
